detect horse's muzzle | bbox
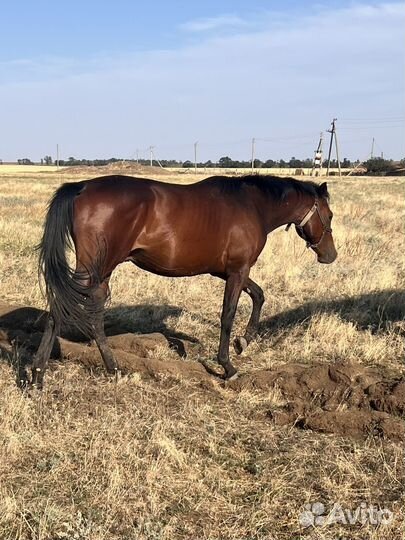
[317,249,338,264]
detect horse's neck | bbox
[259,189,312,234]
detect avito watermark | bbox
[299,501,393,528]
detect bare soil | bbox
[1,301,403,443]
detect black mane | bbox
[209,174,327,200]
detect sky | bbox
[1,0,404,163]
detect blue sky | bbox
[1,1,404,162]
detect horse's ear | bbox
[318,182,329,198]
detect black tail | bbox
[38,181,100,337]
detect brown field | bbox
[0,166,404,540]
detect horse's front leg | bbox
[234,278,265,354]
[217,269,248,380]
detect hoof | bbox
[30,369,44,390]
[24,383,43,398]
[17,374,30,390]
[233,336,248,355]
[106,368,122,380]
[224,362,238,380]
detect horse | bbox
[30,174,337,388]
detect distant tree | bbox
[203,160,214,168]
[253,159,262,168]
[218,156,234,168]
[160,159,182,167]
[322,159,338,168]
[263,159,276,168]
[29,153,375,171]
[289,157,303,168]
[18,158,33,165]
[364,158,395,174]
[342,158,352,167]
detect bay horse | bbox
[31,174,337,388]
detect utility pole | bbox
[326,118,341,178]
[151,148,164,169]
[56,143,59,169]
[326,119,335,177]
[251,137,255,172]
[194,141,198,174]
[136,149,139,164]
[371,137,375,159]
[334,126,341,178]
[149,146,154,167]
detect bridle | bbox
[285,198,332,249]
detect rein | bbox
[285,199,332,249]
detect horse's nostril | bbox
[318,250,337,264]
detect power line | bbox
[339,123,404,130]
[341,116,405,123]
[256,133,317,142]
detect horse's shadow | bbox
[259,289,405,338]
[104,304,201,343]
[0,303,203,384]
[0,303,200,338]
[104,304,202,356]
[0,289,403,375]
[0,290,403,345]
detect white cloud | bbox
[1,2,404,161]
[179,14,248,33]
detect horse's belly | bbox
[129,246,223,277]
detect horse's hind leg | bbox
[31,314,59,389]
[91,281,120,376]
[234,278,264,355]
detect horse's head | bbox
[294,182,337,264]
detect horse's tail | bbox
[38,181,99,337]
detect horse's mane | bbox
[208,175,328,200]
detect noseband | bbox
[285,199,332,249]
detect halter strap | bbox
[284,201,318,232]
[298,202,318,228]
[285,198,332,249]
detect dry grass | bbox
[0,168,404,539]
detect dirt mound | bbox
[229,362,405,442]
[0,302,213,389]
[61,162,169,177]
[0,301,403,441]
